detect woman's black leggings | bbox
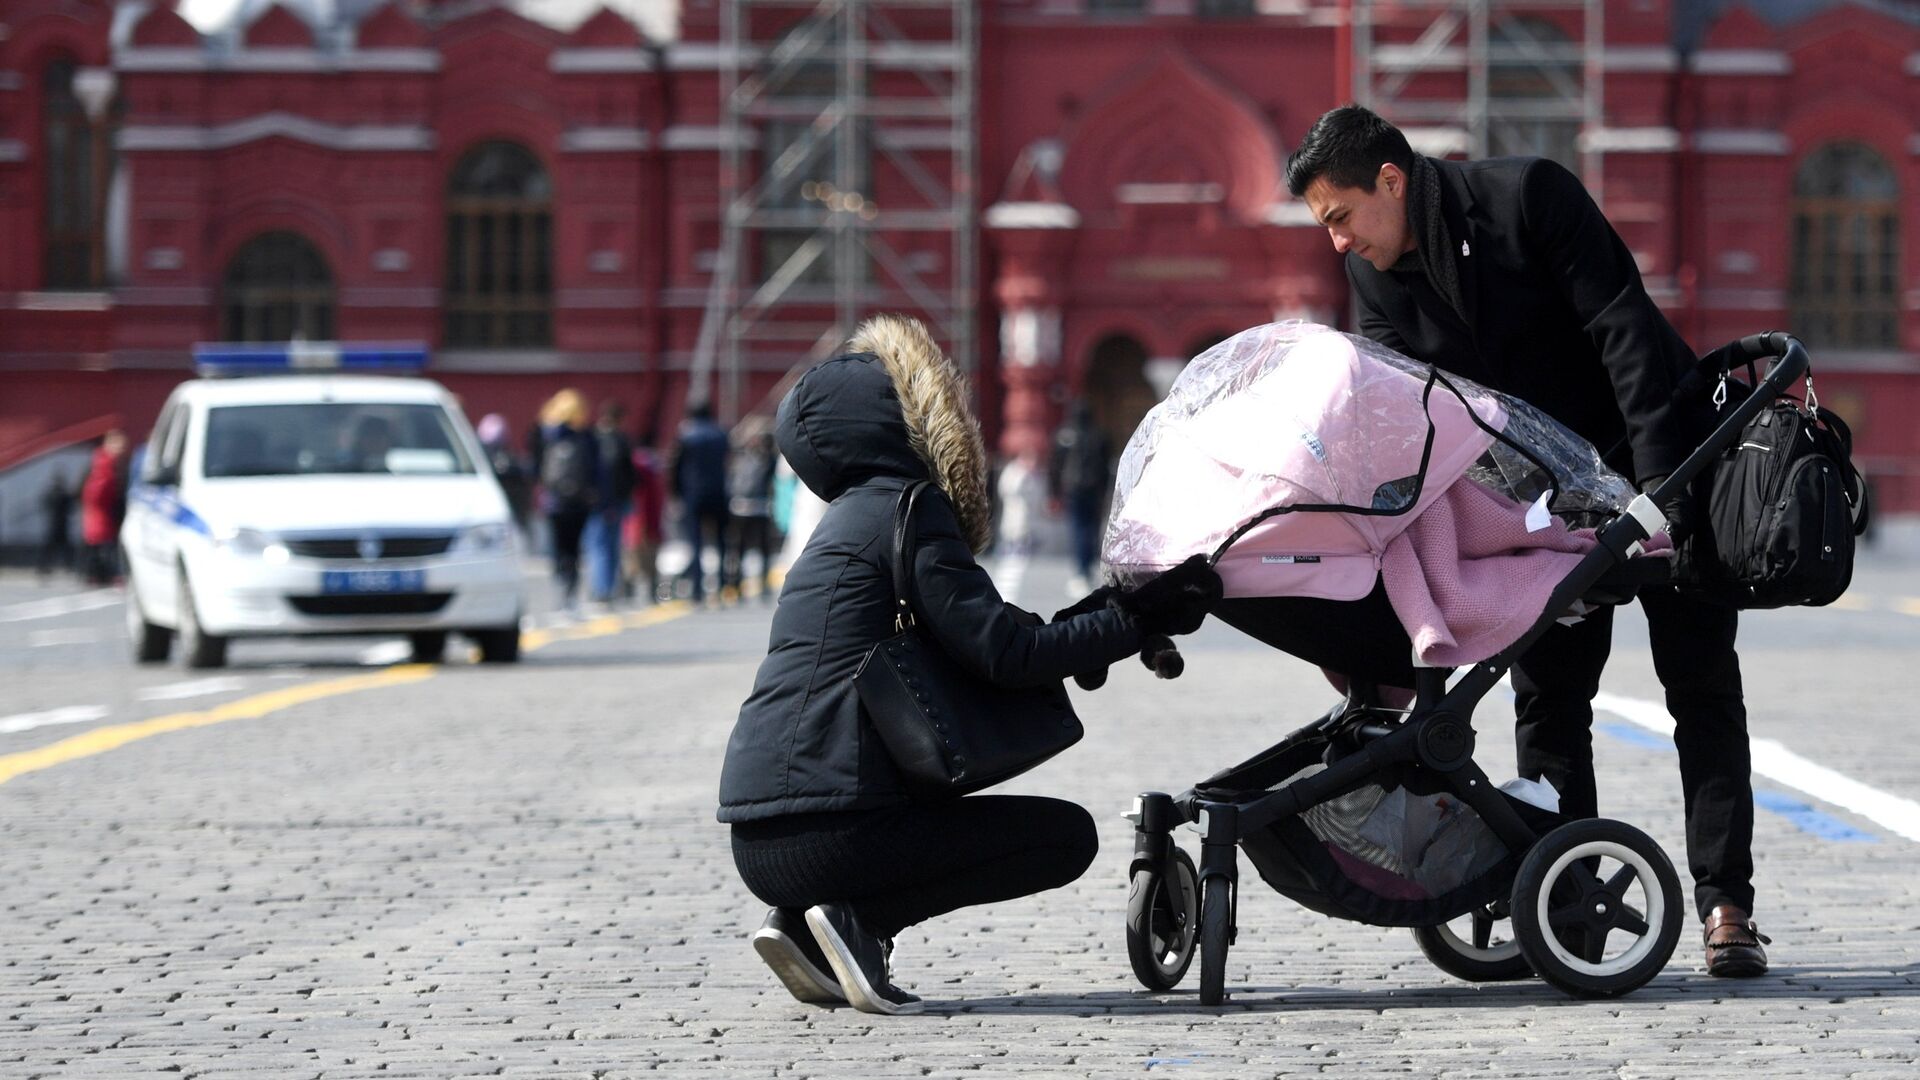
[730,795,1098,940]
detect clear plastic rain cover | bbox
[1102,321,1635,589]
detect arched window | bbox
[222,232,335,342]
[43,58,115,289]
[1791,142,1901,350]
[1084,333,1155,452]
[445,141,553,347]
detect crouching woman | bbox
[717,315,1217,1015]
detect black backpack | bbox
[540,434,592,505]
[1686,366,1869,609]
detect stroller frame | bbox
[1123,333,1811,1003]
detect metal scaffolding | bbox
[690,0,979,423]
[1350,0,1605,189]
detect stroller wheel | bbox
[1510,819,1684,999]
[1412,903,1533,983]
[1196,876,1232,1006]
[1126,847,1200,991]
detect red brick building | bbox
[4,0,1918,508]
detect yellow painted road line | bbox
[1895,597,1920,618]
[0,665,436,787]
[1828,593,1870,611]
[520,600,694,653]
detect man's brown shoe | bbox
[1704,905,1771,978]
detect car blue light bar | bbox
[193,341,430,376]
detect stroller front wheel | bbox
[1412,903,1534,983]
[1510,818,1684,998]
[1125,847,1200,991]
[1196,876,1232,1006]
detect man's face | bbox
[1302,164,1413,272]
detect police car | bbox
[122,344,523,667]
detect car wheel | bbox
[176,568,228,670]
[126,584,173,665]
[474,626,520,664]
[408,631,448,664]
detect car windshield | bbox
[202,402,477,478]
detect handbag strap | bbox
[889,480,934,632]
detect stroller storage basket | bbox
[1203,727,1558,928]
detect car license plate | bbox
[321,569,425,594]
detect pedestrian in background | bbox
[477,413,533,536]
[994,447,1045,557]
[671,402,731,605]
[586,400,636,607]
[80,431,126,585]
[537,389,598,617]
[36,471,77,578]
[725,429,779,601]
[1050,401,1112,596]
[624,429,668,605]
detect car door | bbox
[125,397,191,625]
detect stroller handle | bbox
[1647,331,1808,511]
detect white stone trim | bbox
[1692,129,1790,155]
[119,114,435,153]
[0,139,25,163]
[983,202,1079,229]
[560,127,652,153]
[661,125,755,151]
[551,48,655,74]
[116,47,439,73]
[6,291,112,311]
[1579,127,1681,154]
[1603,47,1678,73]
[0,72,22,91]
[1689,49,1791,75]
[661,42,958,70]
[1908,134,1920,156]
[664,43,761,70]
[1403,125,1471,157]
[1906,52,1920,76]
[557,288,648,309]
[1264,202,1322,227]
[876,127,964,151]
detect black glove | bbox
[1051,584,1118,625]
[1139,633,1183,679]
[1114,555,1222,636]
[1643,473,1697,545]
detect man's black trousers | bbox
[1511,585,1752,920]
[730,795,1098,939]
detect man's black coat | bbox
[1346,156,1702,483]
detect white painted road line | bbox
[28,628,102,647]
[135,677,248,702]
[0,590,121,623]
[1595,689,1920,844]
[0,705,111,735]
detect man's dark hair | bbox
[1285,104,1416,198]
[688,401,715,423]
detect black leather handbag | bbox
[854,480,1083,798]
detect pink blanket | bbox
[1380,480,1667,667]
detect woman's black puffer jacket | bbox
[717,320,1144,823]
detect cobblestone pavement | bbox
[2,555,1918,1078]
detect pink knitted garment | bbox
[1380,480,1631,667]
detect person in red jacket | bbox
[80,430,127,585]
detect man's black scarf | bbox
[1390,155,1467,323]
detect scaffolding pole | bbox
[1351,0,1603,192]
[689,0,978,425]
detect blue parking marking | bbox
[1596,722,1880,843]
[1752,790,1878,843]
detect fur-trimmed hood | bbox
[775,315,992,552]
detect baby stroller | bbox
[1104,323,1810,1002]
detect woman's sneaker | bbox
[804,904,923,1015]
[751,908,844,1004]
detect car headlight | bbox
[214,527,289,562]
[451,522,516,555]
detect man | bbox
[672,402,732,605]
[587,400,638,606]
[1286,104,1768,977]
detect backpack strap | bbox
[1812,406,1872,536]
